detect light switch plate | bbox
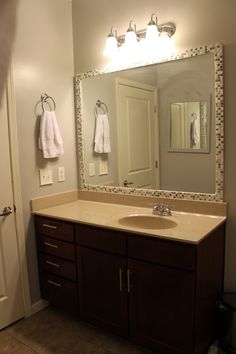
[89,163,95,176]
[99,161,108,175]
[39,169,53,186]
[57,167,65,182]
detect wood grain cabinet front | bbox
[35,216,78,316]
[38,253,77,281]
[77,246,129,337]
[128,258,195,354]
[35,216,225,354]
[35,216,74,242]
[76,224,128,336]
[40,273,78,315]
[127,225,225,354]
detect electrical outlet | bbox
[99,161,108,175]
[39,169,53,186]
[57,167,65,182]
[89,163,95,176]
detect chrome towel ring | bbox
[41,93,56,111]
[94,99,108,116]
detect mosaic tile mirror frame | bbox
[75,43,224,202]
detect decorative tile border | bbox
[74,43,224,202]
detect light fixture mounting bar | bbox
[158,23,176,37]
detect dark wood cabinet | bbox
[128,259,195,354]
[35,216,78,316]
[40,273,78,315]
[76,224,129,336]
[35,215,225,354]
[77,246,128,336]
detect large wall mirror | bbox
[75,44,224,202]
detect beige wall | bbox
[14,0,77,303]
[158,55,215,193]
[72,0,236,290]
[82,74,118,185]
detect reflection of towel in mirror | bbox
[190,114,199,145]
[38,110,64,158]
[94,113,111,153]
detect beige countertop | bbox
[33,200,226,244]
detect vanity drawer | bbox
[40,273,78,315]
[76,224,126,255]
[38,253,77,281]
[128,236,196,271]
[35,216,74,242]
[36,235,75,261]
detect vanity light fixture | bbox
[103,13,176,60]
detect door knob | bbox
[0,206,13,217]
[123,180,134,187]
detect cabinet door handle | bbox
[46,260,60,268]
[47,279,62,287]
[42,223,57,230]
[43,241,58,249]
[127,269,131,293]
[119,268,123,292]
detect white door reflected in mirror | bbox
[116,78,160,189]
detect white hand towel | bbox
[190,113,200,146]
[38,110,64,158]
[103,113,111,153]
[94,113,111,153]
[94,114,104,153]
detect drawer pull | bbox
[45,260,60,268]
[43,241,58,249]
[47,279,62,287]
[42,223,57,230]
[119,268,123,292]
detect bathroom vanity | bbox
[34,199,226,354]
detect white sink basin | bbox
[118,214,177,230]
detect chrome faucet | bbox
[153,203,172,216]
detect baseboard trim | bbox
[31,299,49,316]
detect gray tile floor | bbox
[0,307,155,354]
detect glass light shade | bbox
[125,30,138,49]
[146,24,159,42]
[103,35,118,57]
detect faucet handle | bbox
[163,205,172,216]
[153,203,163,215]
[153,203,172,216]
[153,203,162,211]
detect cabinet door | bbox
[77,247,128,336]
[128,259,195,354]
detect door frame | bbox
[5,64,31,317]
[115,77,160,189]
